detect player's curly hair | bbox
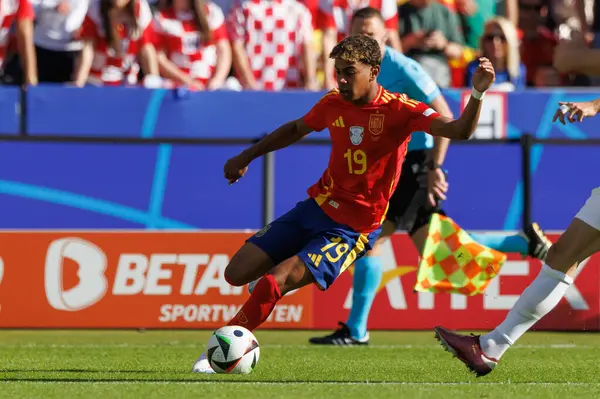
[329,35,382,67]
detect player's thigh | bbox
[225,242,275,286]
[575,187,600,232]
[546,217,600,274]
[546,188,600,273]
[578,235,600,263]
[298,226,381,290]
[546,225,598,276]
[368,220,397,256]
[226,201,311,286]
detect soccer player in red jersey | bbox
[193,34,496,373]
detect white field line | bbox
[0,343,591,349]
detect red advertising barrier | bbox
[315,234,600,331]
[0,232,312,329]
[0,231,597,330]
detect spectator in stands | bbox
[465,17,525,90]
[30,0,90,83]
[456,0,496,49]
[318,0,401,89]
[303,0,318,28]
[549,0,589,38]
[227,0,318,91]
[554,32,599,75]
[533,63,563,86]
[497,0,519,26]
[566,0,590,43]
[0,0,38,86]
[73,0,160,87]
[519,0,560,86]
[153,0,231,90]
[399,0,464,88]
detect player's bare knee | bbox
[270,258,312,295]
[224,263,247,287]
[225,242,275,286]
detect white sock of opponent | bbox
[480,264,573,360]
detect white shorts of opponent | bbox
[576,187,600,231]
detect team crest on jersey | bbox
[369,114,385,135]
[349,126,364,145]
[255,224,271,237]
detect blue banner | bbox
[0,86,596,231]
[0,87,20,135]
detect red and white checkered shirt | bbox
[154,3,228,87]
[227,0,313,91]
[317,0,397,40]
[0,0,33,69]
[80,0,154,86]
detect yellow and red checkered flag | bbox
[414,214,507,296]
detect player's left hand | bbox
[427,167,448,207]
[224,154,250,185]
[552,101,599,124]
[471,58,495,93]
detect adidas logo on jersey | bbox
[307,253,323,267]
[332,116,345,127]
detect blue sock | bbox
[469,233,528,255]
[346,256,383,340]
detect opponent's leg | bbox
[435,188,600,376]
[478,218,600,359]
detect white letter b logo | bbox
[45,238,108,311]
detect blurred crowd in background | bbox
[0,0,596,91]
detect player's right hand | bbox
[552,101,598,124]
[224,154,250,185]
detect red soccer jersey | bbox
[303,87,440,233]
[226,0,313,90]
[154,3,228,87]
[79,0,154,86]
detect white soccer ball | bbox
[206,325,260,374]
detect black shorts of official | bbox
[1,45,78,85]
[385,149,446,235]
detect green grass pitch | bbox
[1,330,599,398]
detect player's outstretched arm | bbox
[429,58,495,141]
[223,119,313,184]
[552,99,600,124]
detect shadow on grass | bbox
[0,369,170,374]
[0,378,379,384]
